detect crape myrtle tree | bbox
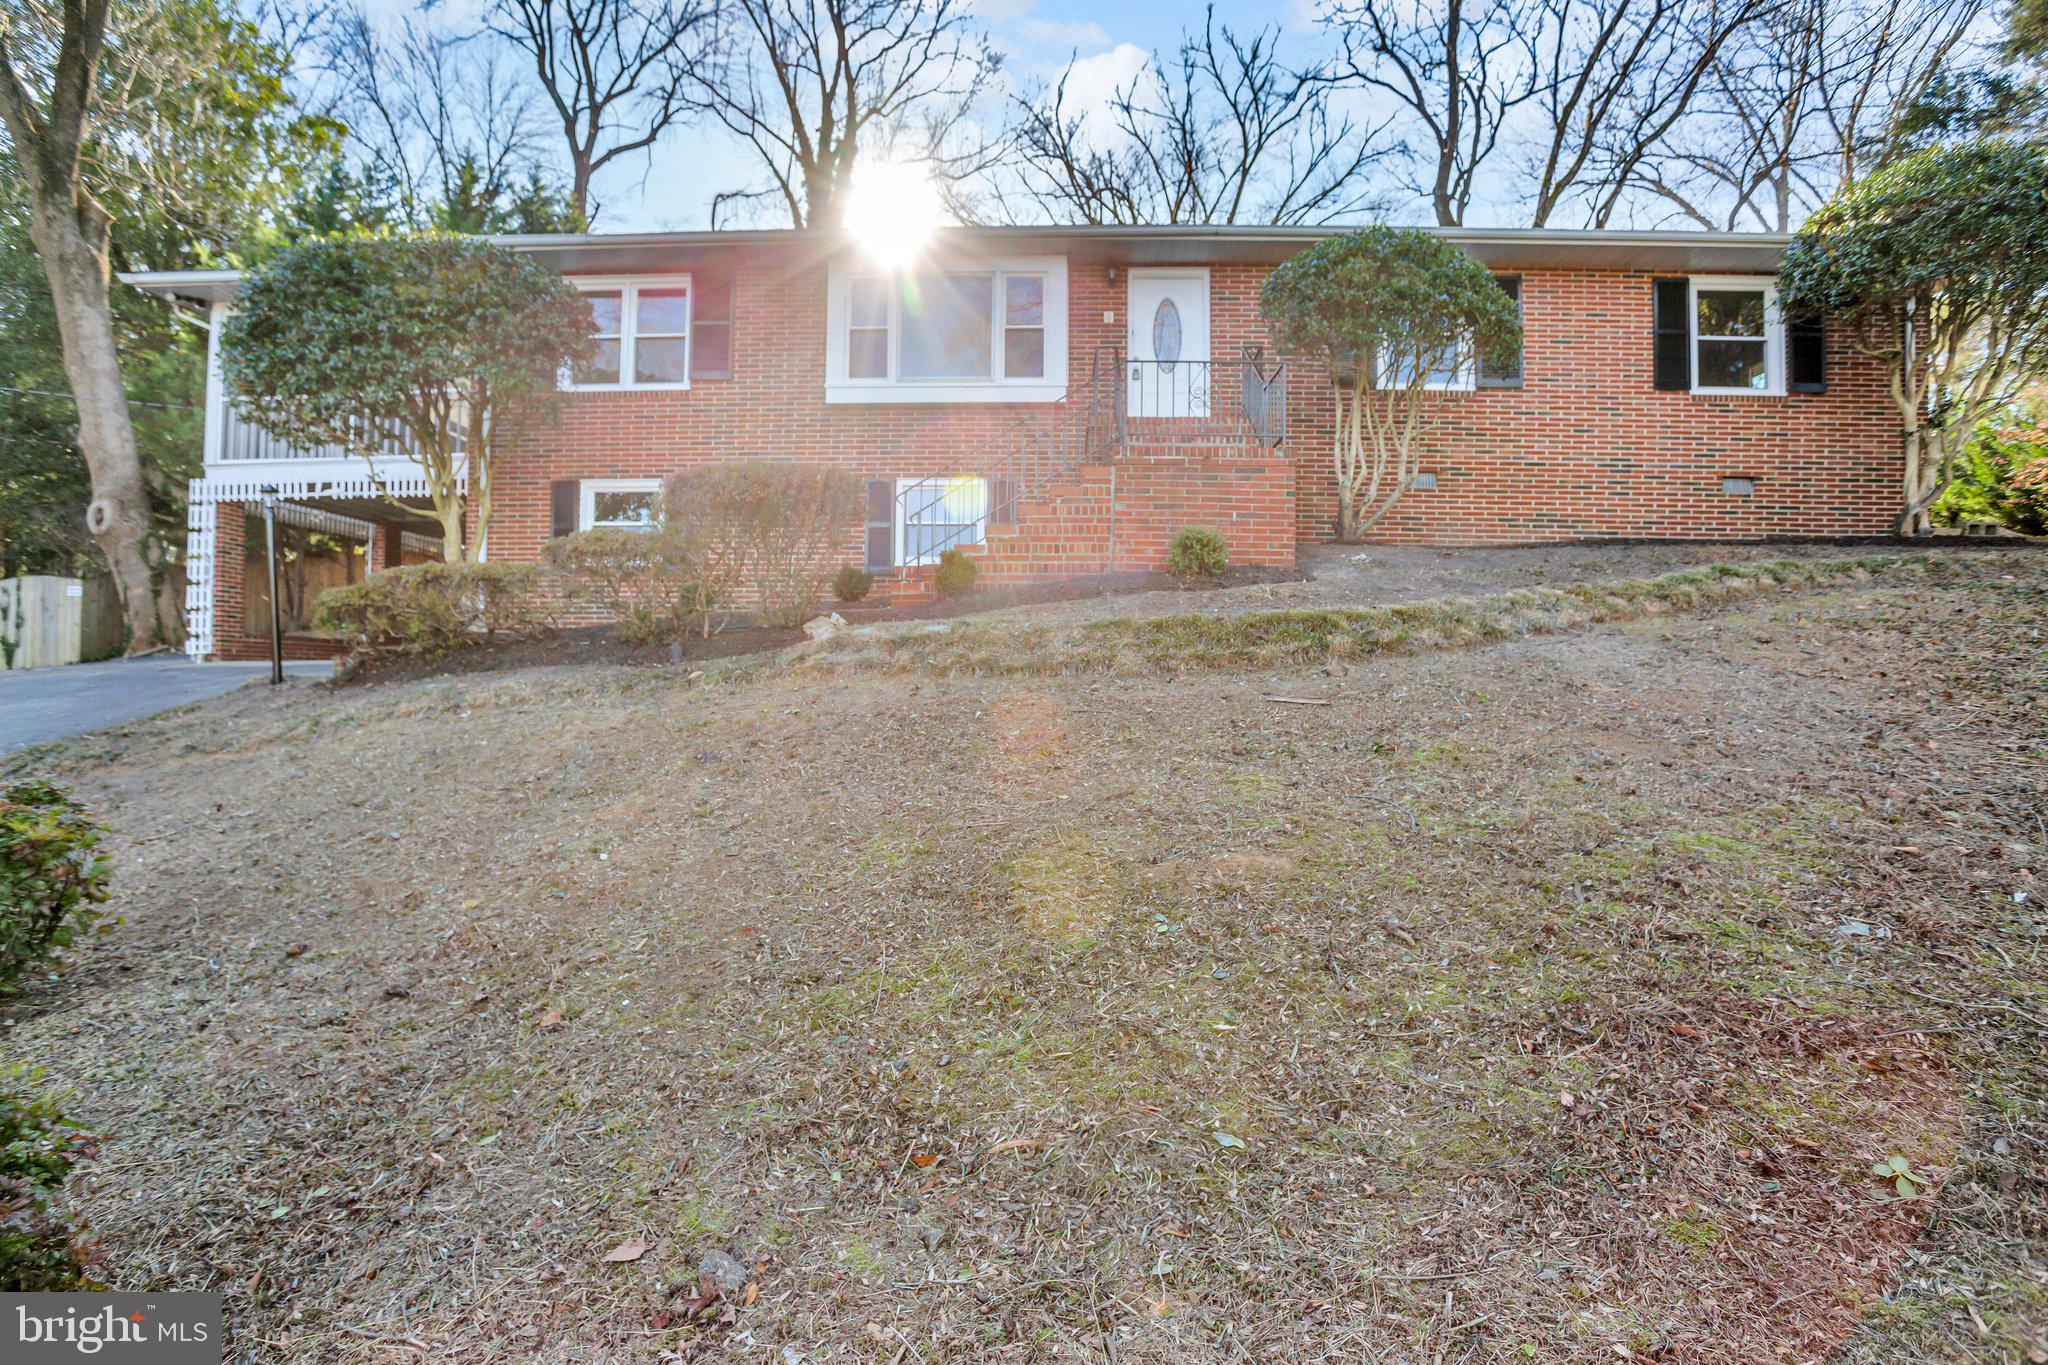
[221,234,594,560]
[1260,227,1521,540]
[1777,139,2048,534]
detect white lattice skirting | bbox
[182,472,448,659]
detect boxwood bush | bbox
[1167,528,1229,579]
[934,549,979,597]
[832,566,874,603]
[1,781,109,993]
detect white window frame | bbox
[1689,275,1783,397]
[826,256,1068,404]
[1375,342,1474,393]
[894,476,987,566]
[579,477,664,532]
[563,275,692,393]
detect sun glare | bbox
[843,158,945,269]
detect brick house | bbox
[124,225,1902,661]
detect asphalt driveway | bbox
[1,656,330,753]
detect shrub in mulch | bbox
[832,566,874,603]
[543,529,718,644]
[314,562,555,659]
[0,1070,99,1290]
[1167,527,1229,579]
[0,780,109,993]
[934,548,978,597]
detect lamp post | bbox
[259,486,283,685]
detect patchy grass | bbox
[792,552,1952,676]
[1,550,2042,1362]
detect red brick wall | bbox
[976,453,1296,581]
[486,248,1900,564]
[1257,269,1901,544]
[208,508,350,662]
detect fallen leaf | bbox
[1212,1131,1246,1149]
[1559,1090,1577,1108]
[983,1137,1040,1158]
[603,1240,649,1264]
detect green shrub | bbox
[314,562,555,658]
[542,529,716,643]
[1167,528,1229,578]
[934,548,979,597]
[0,782,109,994]
[0,1069,97,1290]
[1934,419,2048,535]
[665,462,866,628]
[832,566,874,603]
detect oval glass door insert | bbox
[1151,297,1183,371]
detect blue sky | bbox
[351,0,1344,232]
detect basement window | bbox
[580,478,663,531]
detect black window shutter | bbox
[1652,278,1690,392]
[550,479,580,538]
[864,477,895,570]
[1788,315,1825,393]
[690,273,733,380]
[1477,274,1523,387]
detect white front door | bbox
[1127,269,1211,418]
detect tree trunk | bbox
[28,186,168,652]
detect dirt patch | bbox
[974,536,2029,629]
[4,553,2043,1362]
[330,622,804,688]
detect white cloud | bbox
[1054,42,1149,144]
[959,0,1041,22]
[1019,18,1112,47]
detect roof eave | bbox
[118,226,1793,298]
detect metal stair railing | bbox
[893,345,1126,568]
[891,342,1286,570]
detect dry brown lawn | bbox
[4,551,2044,1363]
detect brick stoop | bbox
[977,448,1298,585]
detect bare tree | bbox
[1626,0,1993,229]
[1523,0,1778,227]
[1324,0,1773,227]
[0,0,164,649]
[1005,13,1395,226]
[487,0,717,224]
[682,0,1000,227]
[1323,0,1547,225]
[318,4,548,228]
